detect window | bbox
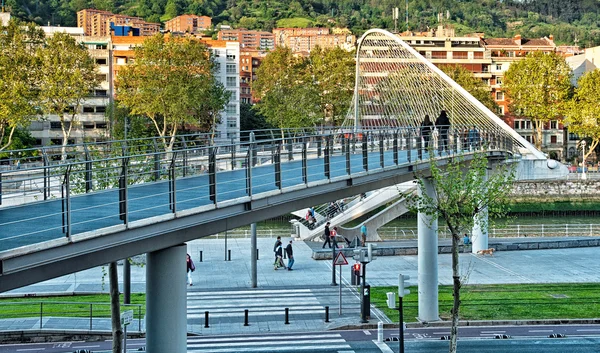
[50,122,62,129]
[495,91,504,101]
[95,44,107,50]
[96,106,106,113]
[95,90,108,97]
[83,123,95,129]
[83,106,95,113]
[495,64,502,71]
[226,64,237,74]
[96,123,107,129]
[496,77,502,85]
[226,105,236,114]
[550,120,558,129]
[499,105,505,115]
[550,135,557,144]
[226,77,237,87]
[96,58,107,65]
[227,120,237,128]
[226,50,236,60]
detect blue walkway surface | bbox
[0,149,418,252]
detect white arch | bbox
[348,28,545,159]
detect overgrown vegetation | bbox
[5,0,600,46]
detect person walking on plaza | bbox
[285,239,294,271]
[322,222,332,248]
[360,224,367,247]
[331,226,340,249]
[186,253,195,286]
[273,236,282,262]
[435,109,451,153]
[274,240,285,270]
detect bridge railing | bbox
[0,125,516,252]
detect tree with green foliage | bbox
[253,47,320,136]
[240,102,272,132]
[0,19,44,151]
[307,47,355,125]
[115,33,230,150]
[564,69,600,161]
[503,51,572,150]
[37,32,99,159]
[407,151,515,353]
[440,65,499,114]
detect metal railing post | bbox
[275,142,282,189]
[84,144,92,193]
[209,147,217,204]
[40,302,43,329]
[169,152,177,213]
[379,131,384,168]
[302,139,308,184]
[362,132,368,171]
[317,138,322,158]
[393,131,399,165]
[119,146,129,225]
[182,137,188,177]
[231,138,236,171]
[407,129,412,165]
[345,136,351,175]
[324,135,331,179]
[42,148,50,200]
[63,166,72,241]
[153,139,161,181]
[245,148,252,196]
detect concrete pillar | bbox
[417,178,439,322]
[472,206,488,253]
[471,169,489,253]
[146,244,187,353]
[251,223,257,288]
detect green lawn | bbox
[0,294,145,319]
[371,283,600,322]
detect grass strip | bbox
[371,283,600,322]
[0,294,146,319]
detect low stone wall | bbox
[510,179,600,202]
[311,237,600,260]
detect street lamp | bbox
[581,140,587,180]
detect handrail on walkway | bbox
[0,125,516,254]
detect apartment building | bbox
[239,49,268,104]
[218,29,275,50]
[273,27,356,54]
[165,14,211,33]
[111,35,240,143]
[77,9,159,37]
[28,27,111,146]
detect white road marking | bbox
[373,340,394,353]
[363,330,372,335]
[529,330,553,333]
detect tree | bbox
[0,19,44,151]
[440,65,499,114]
[240,102,272,132]
[109,262,123,353]
[407,151,515,353]
[37,32,99,159]
[503,51,572,150]
[252,47,320,136]
[115,33,230,150]
[564,69,600,161]
[307,47,355,125]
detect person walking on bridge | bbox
[435,109,451,153]
[420,114,434,159]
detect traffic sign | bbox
[334,252,348,266]
[121,310,134,326]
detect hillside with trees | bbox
[4,0,600,46]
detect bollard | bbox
[256,249,259,260]
[378,321,383,343]
[285,308,289,324]
[244,309,249,326]
[324,306,330,323]
[204,311,209,328]
[199,250,203,262]
[228,249,231,261]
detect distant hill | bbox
[4,0,600,46]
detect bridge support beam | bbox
[417,178,439,322]
[146,244,187,353]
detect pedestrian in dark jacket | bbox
[186,253,195,286]
[435,109,451,152]
[420,114,434,158]
[322,222,332,248]
[285,240,294,270]
[274,241,285,269]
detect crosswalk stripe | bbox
[188,298,321,305]
[187,289,313,296]
[187,333,342,343]
[188,305,324,313]
[188,339,346,347]
[187,344,352,353]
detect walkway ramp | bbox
[293,181,416,241]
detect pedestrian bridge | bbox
[0,28,566,353]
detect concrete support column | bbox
[251,223,257,288]
[146,244,187,353]
[472,206,488,253]
[472,169,489,253]
[417,178,439,322]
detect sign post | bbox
[121,310,133,353]
[334,252,349,314]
